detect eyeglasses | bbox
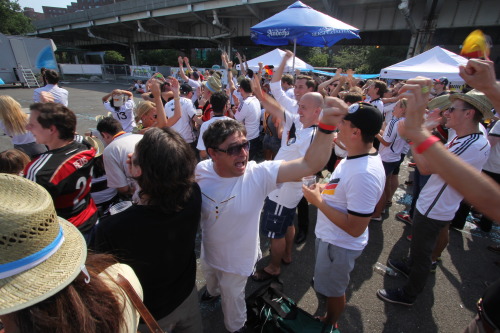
[447,106,469,113]
[214,141,250,156]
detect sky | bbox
[18,0,73,12]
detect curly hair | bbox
[133,127,196,213]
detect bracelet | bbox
[415,135,440,154]
[319,122,337,132]
[174,97,180,101]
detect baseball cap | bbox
[344,102,384,137]
[433,77,449,86]
[180,83,193,94]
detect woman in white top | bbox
[372,98,409,220]
[0,95,47,158]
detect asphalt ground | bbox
[1,82,499,333]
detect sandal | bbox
[251,269,280,282]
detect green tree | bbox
[0,0,34,35]
[138,49,178,65]
[104,50,126,64]
[331,46,407,74]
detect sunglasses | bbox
[447,106,469,113]
[214,141,250,156]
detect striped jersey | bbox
[24,140,98,232]
[416,133,490,220]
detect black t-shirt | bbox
[91,183,201,319]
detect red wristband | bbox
[415,136,440,154]
[319,122,337,131]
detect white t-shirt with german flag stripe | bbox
[315,152,385,251]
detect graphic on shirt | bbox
[322,178,340,195]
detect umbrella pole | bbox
[292,38,297,75]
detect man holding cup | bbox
[302,102,386,329]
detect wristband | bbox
[415,135,440,154]
[318,127,334,134]
[318,122,336,133]
[174,97,180,101]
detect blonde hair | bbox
[0,95,28,135]
[135,101,156,123]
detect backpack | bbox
[246,279,339,333]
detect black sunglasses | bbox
[214,141,250,156]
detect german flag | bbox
[322,179,339,195]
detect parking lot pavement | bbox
[1,83,499,333]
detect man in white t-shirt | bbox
[165,84,202,155]
[269,50,317,245]
[196,92,232,160]
[281,74,295,100]
[303,102,385,329]
[364,80,386,113]
[234,78,262,161]
[378,90,492,307]
[97,117,142,199]
[33,70,69,106]
[196,104,345,332]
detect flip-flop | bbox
[251,269,280,282]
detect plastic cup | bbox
[302,175,316,188]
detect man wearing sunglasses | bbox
[196,102,344,332]
[378,89,493,307]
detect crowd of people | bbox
[0,52,499,333]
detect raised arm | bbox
[398,76,500,221]
[271,50,293,84]
[318,68,342,96]
[236,52,246,77]
[459,59,500,112]
[102,90,117,103]
[177,56,189,83]
[251,76,285,124]
[164,78,182,127]
[183,56,194,74]
[277,99,347,183]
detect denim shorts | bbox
[260,198,296,239]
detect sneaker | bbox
[377,288,414,306]
[408,162,417,168]
[388,258,410,278]
[200,289,220,303]
[430,261,438,273]
[396,212,413,225]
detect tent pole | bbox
[292,39,297,75]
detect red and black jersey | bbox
[24,140,98,232]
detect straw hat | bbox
[203,75,222,93]
[449,90,494,120]
[428,94,452,112]
[0,174,87,315]
[85,136,104,157]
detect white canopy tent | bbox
[379,46,468,83]
[235,48,314,72]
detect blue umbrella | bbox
[250,1,360,70]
